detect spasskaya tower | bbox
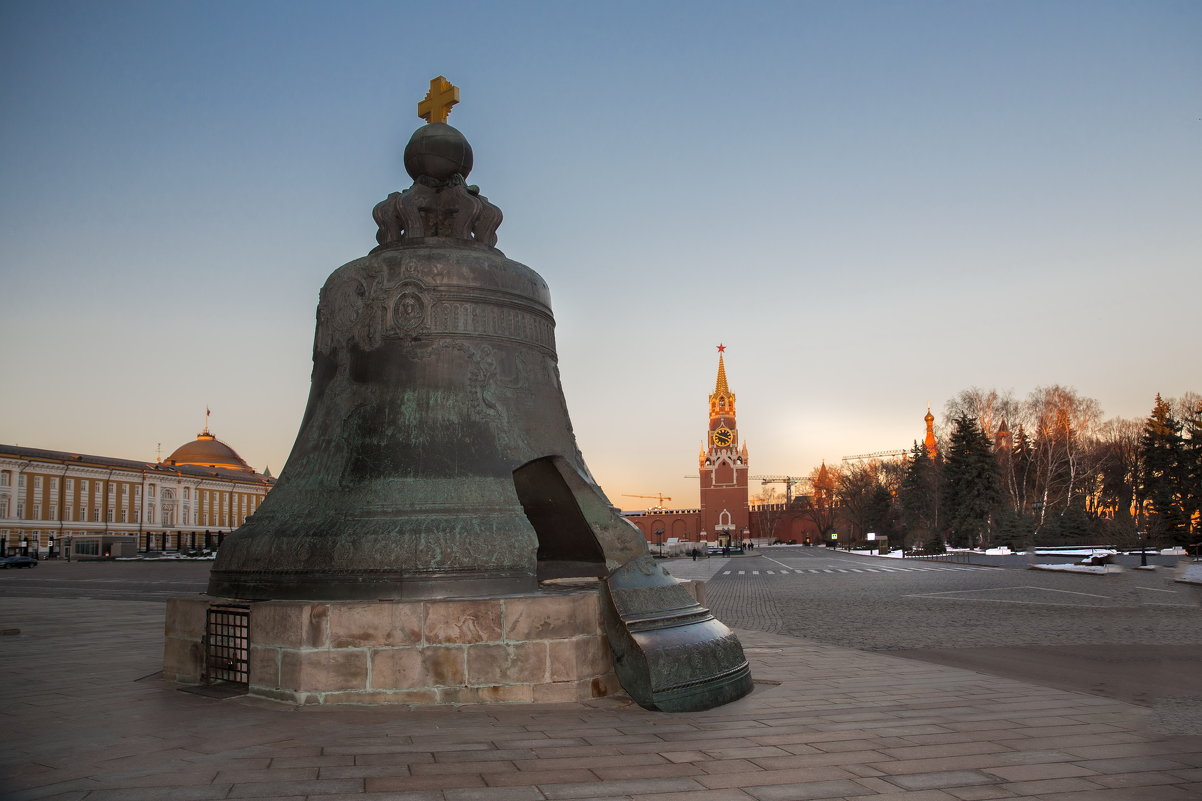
[698,345,750,544]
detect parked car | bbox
[1,556,37,569]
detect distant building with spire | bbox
[698,345,750,545]
[994,418,1012,453]
[923,406,939,459]
[622,347,822,549]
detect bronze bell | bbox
[207,115,752,712]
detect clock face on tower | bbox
[712,427,734,447]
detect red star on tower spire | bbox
[714,347,730,395]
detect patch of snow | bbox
[1177,563,1202,585]
[1029,563,1122,575]
[1033,548,1118,557]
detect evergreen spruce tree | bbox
[900,441,940,549]
[942,413,1003,548]
[995,508,1034,550]
[1138,395,1187,542]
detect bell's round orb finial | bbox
[404,123,473,182]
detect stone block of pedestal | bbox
[163,584,631,705]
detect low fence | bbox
[902,551,976,564]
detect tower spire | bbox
[714,344,729,394]
[923,404,938,460]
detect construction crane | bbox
[841,449,907,463]
[749,475,811,504]
[622,493,672,510]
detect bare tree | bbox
[1088,416,1141,529]
[837,462,892,544]
[800,462,841,543]
[1026,385,1102,530]
[945,387,1022,441]
[750,485,786,543]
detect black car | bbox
[1,556,37,569]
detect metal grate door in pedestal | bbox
[203,604,249,684]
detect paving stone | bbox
[880,742,1017,760]
[629,790,754,801]
[366,774,489,792]
[310,788,442,793]
[481,769,598,786]
[318,765,415,779]
[998,777,1104,794]
[270,754,354,768]
[410,760,519,775]
[79,787,236,801]
[982,763,1099,781]
[945,786,1019,800]
[1026,786,1200,800]
[742,779,877,800]
[226,779,364,797]
[1074,756,1192,773]
[540,778,706,799]
[591,763,703,780]
[533,745,625,758]
[443,787,547,801]
[696,766,857,789]
[212,767,318,783]
[749,749,890,770]
[882,770,1001,790]
[659,750,709,763]
[851,792,960,801]
[511,753,668,772]
[354,752,438,766]
[434,750,535,764]
[1093,771,1192,788]
[871,753,1021,775]
[694,758,763,774]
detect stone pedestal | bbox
[164,584,627,705]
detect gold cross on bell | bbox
[417,76,459,124]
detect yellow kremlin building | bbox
[0,423,274,559]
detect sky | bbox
[2,1,1199,511]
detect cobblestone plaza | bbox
[2,554,1200,800]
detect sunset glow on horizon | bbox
[2,1,1198,512]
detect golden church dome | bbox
[165,431,252,472]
